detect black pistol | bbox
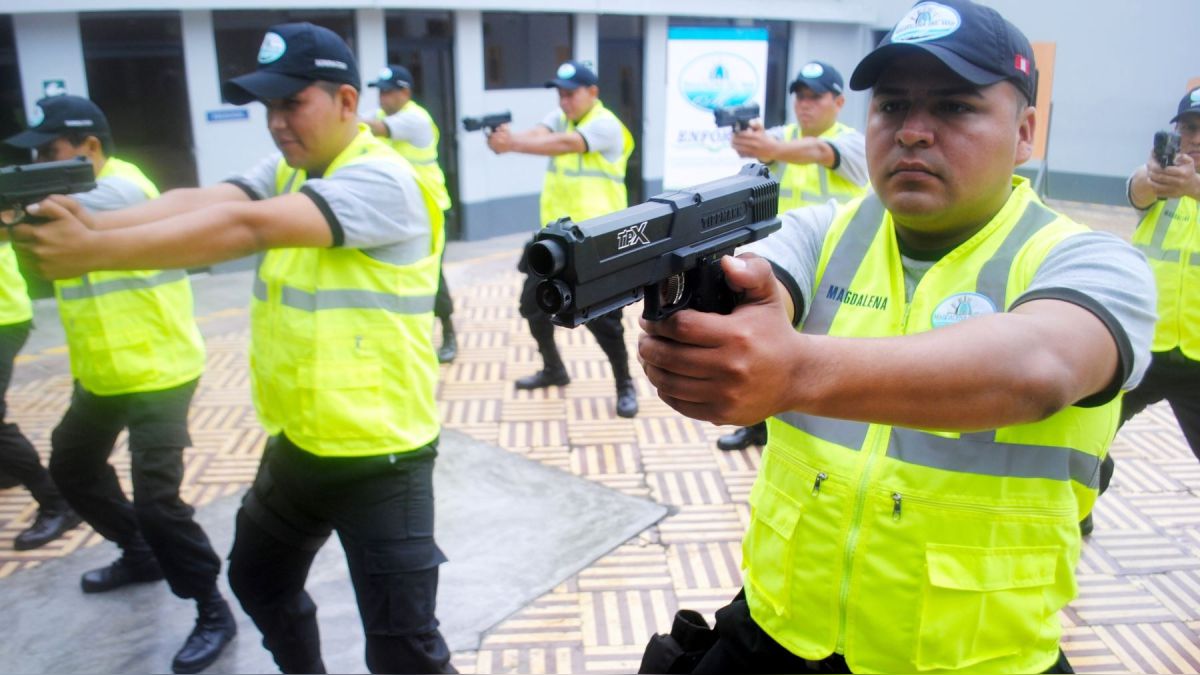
[714,103,760,132]
[0,157,96,227]
[462,111,513,133]
[527,163,781,328]
[1153,130,1182,168]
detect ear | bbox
[833,94,846,111]
[338,84,359,118]
[1014,103,1036,166]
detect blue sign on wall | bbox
[205,109,249,123]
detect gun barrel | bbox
[527,239,567,278]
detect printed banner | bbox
[663,27,768,190]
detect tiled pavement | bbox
[1,199,1198,673]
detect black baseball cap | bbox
[369,65,413,91]
[790,61,844,96]
[850,0,1037,105]
[222,22,360,105]
[544,61,598,90]
[4,95,110,149]
[1170,87,1200,124]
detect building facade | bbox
[1,1,1195,240]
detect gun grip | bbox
[689,258,739,314]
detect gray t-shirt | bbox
[540,108,624,164]
[743,197,1157,398]
[73,172,150,212]
[381,107,435,149]
[228,151,432,262]
[766,124,869,187]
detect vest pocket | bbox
[915,544,1060,671]
[84,329,158,391]
[743,478,803,616]
[296,359,388,441]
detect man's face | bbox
[265,83,357,171]
[1176,113,1200,170]
[33,137,89,164]
[558,85,598,122]
[793,88,843,135]
[379,87,410,115]
[866,52,1034,244]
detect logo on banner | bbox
[931,292,995,328]
[679,52,759,111]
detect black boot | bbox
[437,321,458,364]
[14,506,82,550]
[716,422,769,451]
[172,588,237,674]
[515,367,570,389]
[81,551,164,593]
[616,380,638,418]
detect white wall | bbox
[13,13,87,118]
[355,7,387,118]
[641,15,669,186]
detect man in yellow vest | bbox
[5,95,234,674]
[364,64,459,363]
[13,24,453,674]
[0,118,81,550]
[1123,86,1200,460]
[637,1,1156,672]
[719,60,870,453]
[486,60,639,418]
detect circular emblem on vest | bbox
[801,62,825,79]
[931,292,995,328]
[29,104,45,128]
[891,2,962,43]
[557,63,577,79]
[258,32,287,64]
[378,66,393,80]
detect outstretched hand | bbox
[638,254,802,426]
[11,195,101,279]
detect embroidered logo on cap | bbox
[314,59,348,70]
[801,62,825,79]
[891,2,962,43]
[257,32,287,64]
[557,63,577,80]
[29,104,45,128]
[378,67,393,81]
[1014,54,1030,75]
[1191,89,1200,104]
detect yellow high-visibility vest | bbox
[744,178,1119,673]
[54,157,205,395]
[0,243,31,326]
[540,100,633,226]
[1131,196,1199,359]
[253,125,442,457]
[375,100,451,212]
[773,122,867,212]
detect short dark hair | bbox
[61,130,115,157]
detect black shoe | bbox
[515,368,570,390]
[172,590,237,674]
[437,329,458,364]
[1080,512,1094,537]
[14,507,82,550]
[616,382,639,418]
[81,553,164,593]
[716,424,768,451]
[0,468,19,490]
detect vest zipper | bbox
[812,471,828,496]
[892,492,902,520]
[885,490,1075,518]
[835,424,886,653]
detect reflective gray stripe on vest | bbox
[547,153,624,183]
[802,195,886,335]
[279,286,434,314]
[889,426,1101,487]
[974,199,1058,307]
[776,411,869,449]
[58,269,188,301]
[1134,198,1185,263]
[407,157,438,166]
[282,170,300,194]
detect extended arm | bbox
[87,183,254,230]
[487,124,586,157]
[1129,152,1200,208]
[15,191,332,278]
[732,124,836,167]
[639,255,1121,431]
